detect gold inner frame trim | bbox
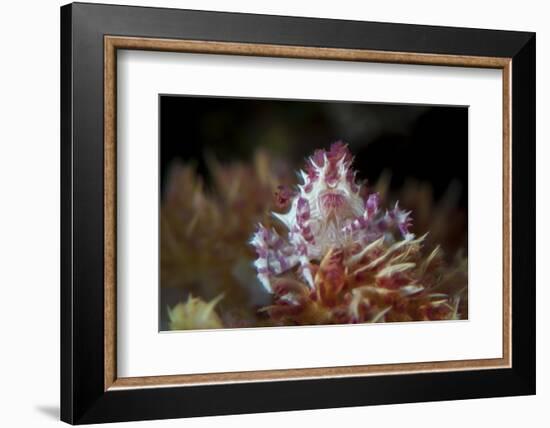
[104,35,512,391]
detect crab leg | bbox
[250,225,299,292]
[294,197,315,288]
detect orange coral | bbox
[262,235,466,325]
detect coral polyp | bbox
[250,142,466,325]
[168,294,225,330]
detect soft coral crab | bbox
[250,141,414,293]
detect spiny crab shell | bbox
[250,141,413,293]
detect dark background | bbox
[160,95,468,208]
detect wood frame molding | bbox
[103,35,512,391]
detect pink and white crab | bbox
[250,141,414,293]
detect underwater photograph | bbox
[159,95,468,331]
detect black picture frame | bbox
[61,2,535,424]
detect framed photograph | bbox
[60,2,535,424]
